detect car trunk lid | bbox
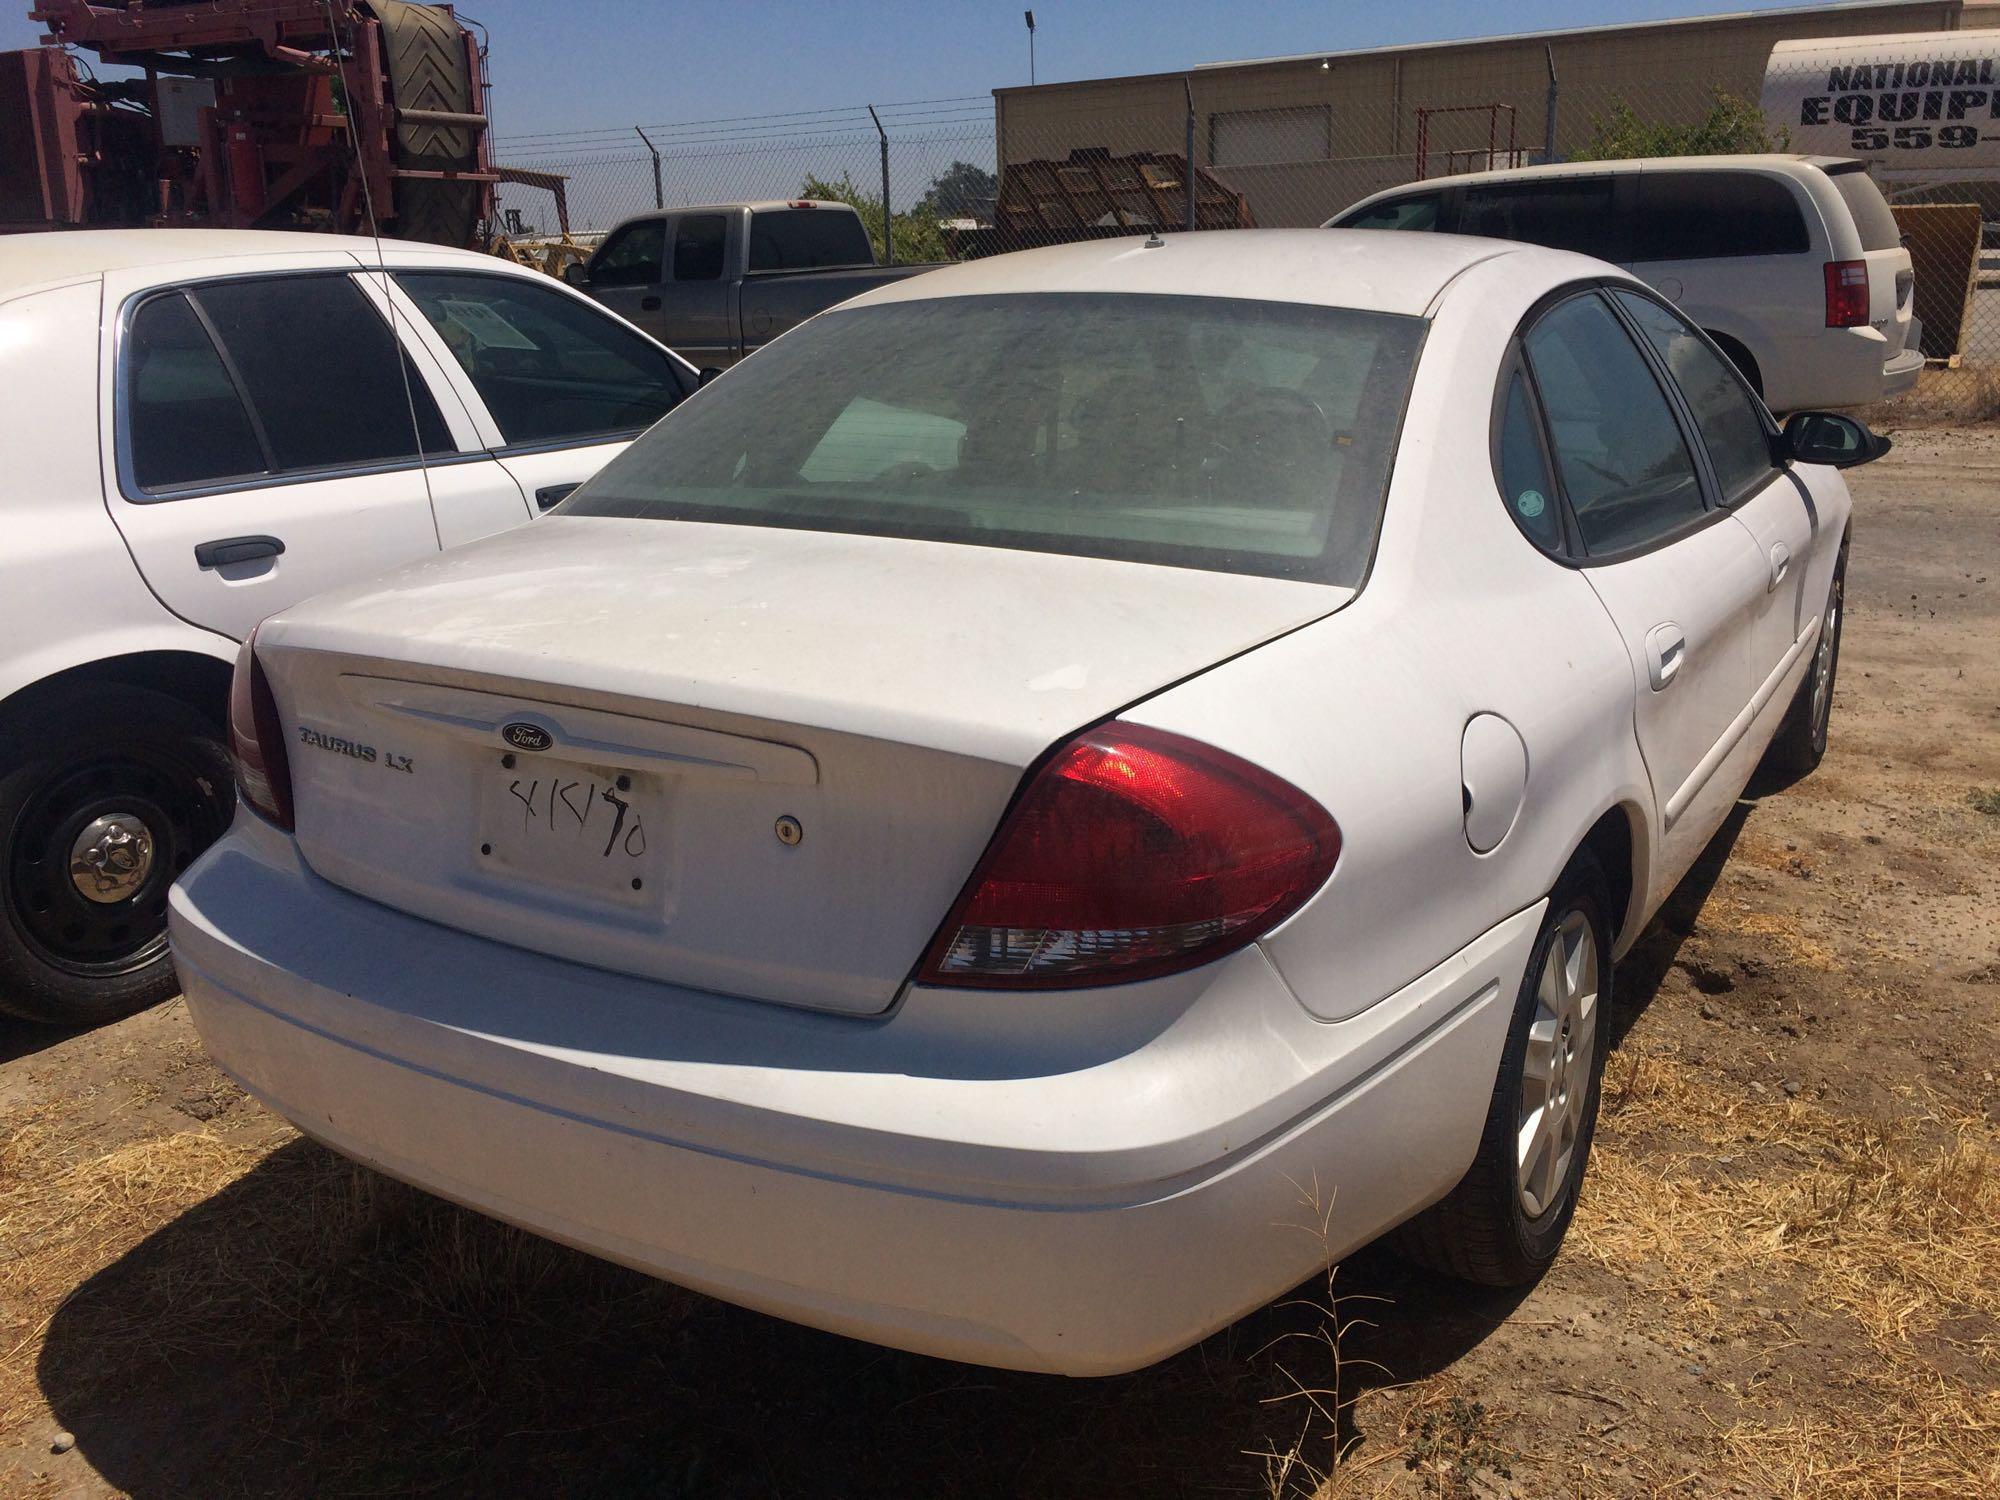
[255,517,1347,1015]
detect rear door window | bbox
[1825,163,1903,252]
[1341,193,1442,231]
[1458,178,1627,262]
[191,275,454,473]
[1524,292,1707,555]
[129,274,454,492]
[125,292,266,491]
[748,209,874,271]
[1612,290,1776,505]
[672,215,728,281]
[397,270,689,446]
[1631,172,1810,261]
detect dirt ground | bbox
[2,431,1996,1500]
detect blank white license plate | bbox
[474,759,659,903]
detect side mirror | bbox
[563,261,590,288]
[1782,411,1892,469]
[697,366,724,388]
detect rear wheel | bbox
[0,687,234,1026]
[1394,855,1612,1285]
[1765,549,1845,775]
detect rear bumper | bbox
[1881,339,1924,396]
[1762,326,1918,411]
[170,813,1537,1375]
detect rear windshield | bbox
[563,292,1426,586]
[747,209,875,271]
[1825,164,1903,252]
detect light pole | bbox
[1025,10,1036,85]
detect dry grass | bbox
[1570,1042,2000,1498]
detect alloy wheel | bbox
[1515,909,1600,1221]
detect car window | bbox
[1458,178,1626,262]
[125,291,267,491]
[1524,293,1706,555]
[1497,367,1563,552]
[1340,193,1441,231]
[747,209,874,271]
[395,271,689,447]
[1612,291,1776,504]
[565,292,1427,587]
[672,215,727,281]
[1631,172,1810,261]
[1824,163,1902,252]
[181,275,452,477]
[592,220,665,287]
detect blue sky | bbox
[1,0,1831,140]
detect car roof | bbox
[840,228,1564,318]
[0,228,502,294]
[1340,153,1854,209]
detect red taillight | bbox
[228,626,293,830]
[917,723,1340,989]
[1824,260,1870,327]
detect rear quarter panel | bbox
[1126,253,1654,1022]
[0,280,234,710]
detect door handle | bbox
[1645,622,1686,691]
[1768,542,1790,592]
[193,534,285,570]
[535,483,580,511]
[640,295,661,311]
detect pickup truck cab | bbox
[568,200,939,368]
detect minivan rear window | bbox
[1631,172,1809,260]
[1825,163,1903,252]
[564,293,1427,586]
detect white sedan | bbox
[0,230,694,1026]
[170,231,1879,1375]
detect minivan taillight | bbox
[228,626,293,830]
[917,723,1339,989]
[1825,260,1870,327]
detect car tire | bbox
[0,685,234,1027]
[1764,549,1845,776]
[1392,853,1613,1287]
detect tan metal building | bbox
[992,0,2000,227]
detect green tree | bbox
[800,170,950,263]
[1570,87,1788,161]
[918,160,998,221]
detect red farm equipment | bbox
[1,0,494,245]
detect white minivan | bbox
[0,230,696,1026]
[1327,154,1921,412]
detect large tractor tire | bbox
[370,0,484,246]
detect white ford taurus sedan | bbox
[170,230,1879,1376]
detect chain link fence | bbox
[495,55,1998,418]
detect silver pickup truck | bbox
[565,200,939,370]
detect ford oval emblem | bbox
[502,722,553,752]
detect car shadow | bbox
[0,1014,88,1066]
[33,808,1756,1499]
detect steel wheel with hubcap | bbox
[1394,852,1614,1286]
[0,685,233,1026]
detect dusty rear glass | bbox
[563,292,1426,585]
